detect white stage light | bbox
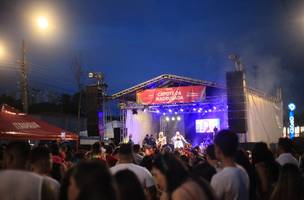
[165,117,170,121]
[172,117,175,121]
[177,116,181,121]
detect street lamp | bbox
[20,15,50,113]
[0,44,4,58]
[37,16,49,30]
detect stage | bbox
[110,74,283,146]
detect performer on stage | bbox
[156,132,167,148]
[171,131,188,149]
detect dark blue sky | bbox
[0,0,304,111]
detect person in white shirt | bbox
[171,131,188,149]
[276,137,298,167]
[1,141,56,200]
[211,130,249,200]
[29,146,60,200]
[110,143,156,199]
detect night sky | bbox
[0,0,304,112]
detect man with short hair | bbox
[0,141,56,200]
[211,130,249,200]
[3,141,30,170]
[276,137,298,167]
[110,143,156,199]
[29,146,60,199]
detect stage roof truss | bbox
[111,74,225,100]
[121,94,227,115]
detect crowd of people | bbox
[0,129,304,200]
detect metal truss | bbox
[111,74,226,100]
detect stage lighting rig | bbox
[88,72,104,85]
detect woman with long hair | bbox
[252,142,280,200]
[152,153,215,200]
[270,163,304,200]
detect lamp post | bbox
[20,16,49,113]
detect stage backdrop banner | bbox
[137,86,206,105]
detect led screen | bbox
[195,118,220,133]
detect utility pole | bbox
[20,39,29,113]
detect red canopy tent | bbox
[0,104,79,141]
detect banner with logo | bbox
[136,85,206,105]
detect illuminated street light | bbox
[37,16,49,30]
[0,44,4,58]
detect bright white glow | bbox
[156,110,160,113]
[0,45,4,57]
[163,113,166,116]
[180,108,184,112]
[37,16,49,30]
[193,108,197,111]
[288,103,296,111]
[177,116,181,121]
[174,112,178,115]
[165,117,170,121]
[172,117,175,121]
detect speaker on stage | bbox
[86,85,104,137]
[114,128,121,145]
[226,71,247,133]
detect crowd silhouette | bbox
[0,129,303,200]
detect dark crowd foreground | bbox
[0,130,304,200]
